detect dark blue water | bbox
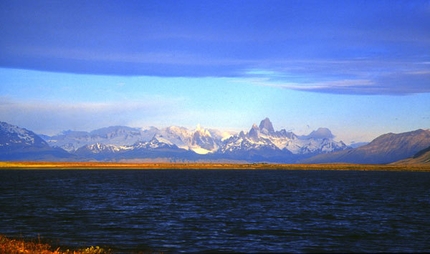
[0,169,429,253]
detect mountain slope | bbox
[0,122,72,161]
[303,129,430,164]
[392,146,430,164]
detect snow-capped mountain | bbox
[75,143,127,154]
[0,121,45,148]
[134,135,179,150]
[190,124,223,154]
[43,124,229,155]
[0,122,72,161]
[74,135,199,161]
[208,118,348,162]
[0,122,41,148]
[43,126,157,152]
[221,118,347,155]
[40,118,349,162]
[4,120,429,164]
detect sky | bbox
[0,0,429,144]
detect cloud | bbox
[0,97,183,135]
[1,1,429,93]
[244,58,430,95]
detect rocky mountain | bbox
[43,126,157,152]
[43,124,229,155]
[39,118,350,163]
[3,120,428,164]
[303,129,430,164]
[75,135,199,162]
[217,118,348,162]
[0,122,72,161]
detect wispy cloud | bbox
[243,58,430,95]
[0,97,183,135]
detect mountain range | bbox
[1,118,429,164]
[48,118,349,162]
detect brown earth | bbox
[1,161,429,171]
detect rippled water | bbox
[0,169,429,253]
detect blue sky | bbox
[0,0,429,144]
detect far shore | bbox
[0,161,429,171]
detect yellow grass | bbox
[0,234,110,254]
[0,161,429,171]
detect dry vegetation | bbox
[0,234,111,254]
[0,161,429,171]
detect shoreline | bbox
[0,161,429,171]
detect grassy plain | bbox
[0,161,429,171]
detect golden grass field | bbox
[0,234,113,254]
[0,161,429,171]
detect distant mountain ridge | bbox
[215,118,347,163]
[303,129,430,164]
[2,119,428,164]
[41,118,348,162]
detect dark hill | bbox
[302,129,430,164]
[392,146,430,165]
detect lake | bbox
[0,169,429,253]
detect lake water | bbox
[0,169,429,253]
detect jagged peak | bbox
[249,124,260,140]
[195,124,212,137]
[259,118,275,134]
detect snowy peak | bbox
[0,122,72,161]
[0,122,48,148]
[259,117,275,134]
[75,143,123,154]
[135,135,178,150]
[44,126,152,152]
[249,124,260,141]
[195,124,212,137]
[221,118,348,156]
[190,125,221,154]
